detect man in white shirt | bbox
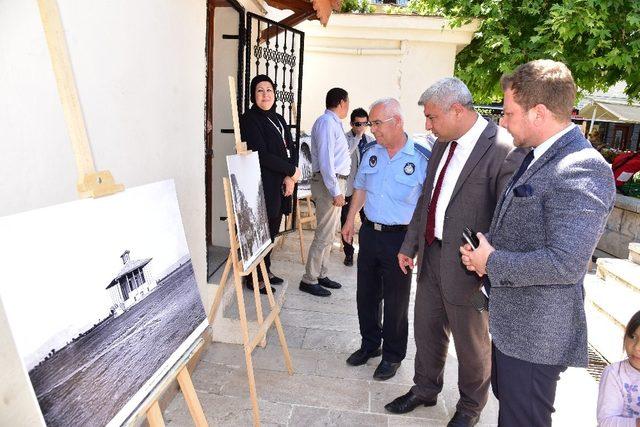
[385,78,524,427]
[299,88,351,297]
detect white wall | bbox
[297,14,477,136]
[0,0,207,423]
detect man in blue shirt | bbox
[341,98,430,380]
[299,88,351,297]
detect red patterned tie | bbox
[425,141,458,245]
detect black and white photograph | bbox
[227,152,271,271]
[0,180,208,427]
[297,133,313,198]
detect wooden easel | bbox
[294,195,316,264]
[208,76,293,427]
[37,1,208,425]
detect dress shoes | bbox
[343,255,354,266]
[245,281,275,295]
[317,276,342,289]
[299,281,331,297]
[346,347,382,366]
[268,274,284,285]
[447,411,479,427]
[373,360,401,381]
[384,390,437,414]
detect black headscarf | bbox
[250,74,281,124]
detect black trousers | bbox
[262,214,282,278]
[492,343,566,427]
[356,224,411,363]
[340,195,365,258]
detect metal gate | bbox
[241,12,305,234]
[243,12,305,153]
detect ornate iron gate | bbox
[242,12,305,234]
[243,12,305,153]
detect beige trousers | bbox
[301,174,346,284]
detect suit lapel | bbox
[493,127,579,229]
[449,121,497,204]
[424,139,448,197]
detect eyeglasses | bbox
[369,117,395,127]
[351,122,369,128]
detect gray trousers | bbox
[302,174,345,284]
[411,241,491,417]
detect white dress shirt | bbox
[310,110,351,197]
[431,114,488,240]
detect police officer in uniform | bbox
[342,98,431,380]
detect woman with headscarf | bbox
[240,75,301,294]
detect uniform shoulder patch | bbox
[362,141,377,154]
[414,143,432,160]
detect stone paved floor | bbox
[165,229,599,426]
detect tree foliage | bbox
[407,0,640,103]
[340,0,375,14]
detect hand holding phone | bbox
[462,226,480,250]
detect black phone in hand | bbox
[463,226,480,250]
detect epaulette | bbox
[414,143,432,160]
[362,140,377,154]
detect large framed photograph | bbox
[0,180,207,427]
[226,152,271,271]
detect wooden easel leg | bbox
[146,401,165,427]
[177,367,209,427]
[250,269,267,348]
[208,255,232,324]
[233,268,261,426]
[307,196,317,228]
[259,261,293,375]
[297,200,306,265]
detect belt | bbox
[364,219,408,232]
[313,171,349,180]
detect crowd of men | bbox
[296,59,616,427]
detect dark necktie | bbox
[357,135,367,160]
[502,150,534,202]
[425,141,458,245]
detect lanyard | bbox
[267,117,290,158]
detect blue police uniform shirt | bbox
[354,136,431,225]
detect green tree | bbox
[406,0,640,103]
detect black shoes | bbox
[373,360,401,381]
[343,255,354,266]
[447,411,479,427]
[268,274,284,285]
[245,281,275,295]
[317,276,342,289]
[299,281,331,297]
[346,348,382,366]
[384,390,437,414]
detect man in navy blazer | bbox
[461,60,616,425]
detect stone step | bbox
[584,272,639,332]
[630,242,640,265]
[596,257,640,293]
[585,298,626,364]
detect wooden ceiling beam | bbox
[263,0,315,12]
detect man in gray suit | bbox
[461,60,616,425]
[385,78,524,427]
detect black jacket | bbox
[240,106,296,218]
